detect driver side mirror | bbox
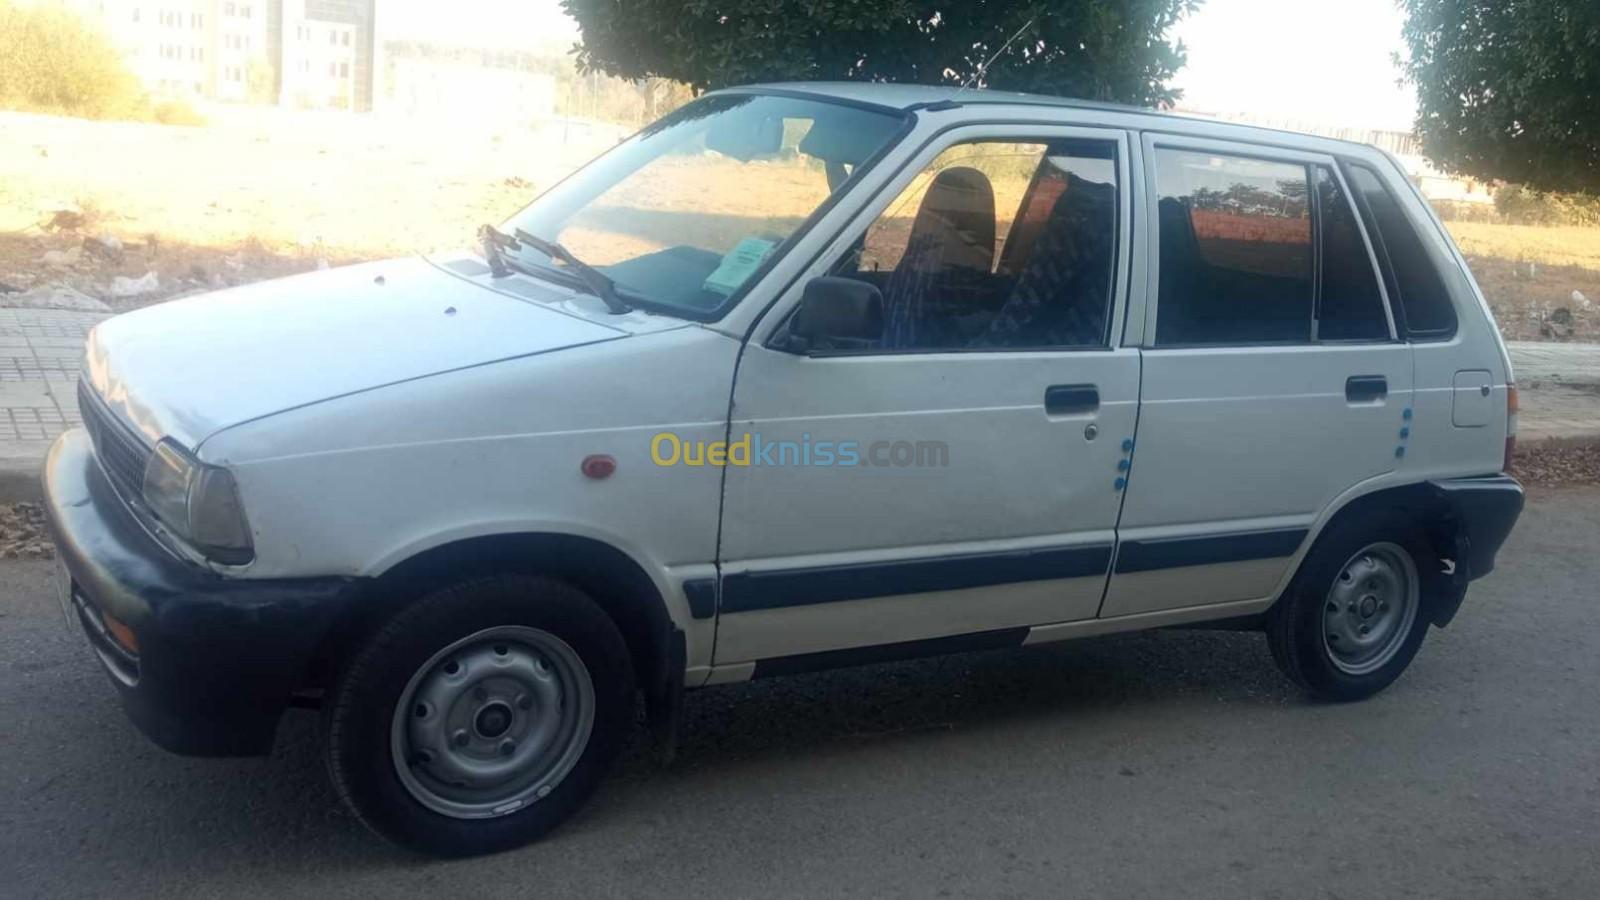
[790,277,883,351]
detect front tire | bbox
[1267,510,1436,701]
[325,575,633,856]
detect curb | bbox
[0,442,52,505]
[0,467,43,505]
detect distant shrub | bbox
[153,98,206,127]
[1429,200,1502,224]
[1493,184,1600,227]
[0,0,147,120]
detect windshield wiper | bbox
[476,225,631,315]
[476,223,516,278]
[511,228,631,315]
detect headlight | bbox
[142,438,254,564]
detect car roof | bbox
[727,81,1385,156]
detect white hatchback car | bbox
[46,83,1523,855]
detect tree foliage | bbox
[1400,0,1600,195]
[561,0,1199,108]
[0,0,148,120]
[1493,183,1600,227]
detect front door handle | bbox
[1045,383,1099,415]
[1346,375,1388,403]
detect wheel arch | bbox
[307,532,680,700]
[1290,480,1476,627]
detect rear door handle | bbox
[1346,375,1388,403]
[1045,383,1099,415]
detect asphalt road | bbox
[3,489,1598,899]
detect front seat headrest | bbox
[900,166,997,275]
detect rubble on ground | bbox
[40,247,81,267]
[0,284,111,312]
[1514,442,1600,486]
[107,271,159,298]
[1,216,340,314]
[44,208,84,232]
[82,233,123,262]
[0,503,53,560]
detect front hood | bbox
[85,254,686,448]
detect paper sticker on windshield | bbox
[703,238,777,297]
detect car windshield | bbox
[502,93,908,317]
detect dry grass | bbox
[0,107,623,262]
[0,107,626,308]
[1443,219,1600,341]
[1445,221,1600,271]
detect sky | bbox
[380,0,1419,133]
[1172,0,1417,132]
[381,0,579,53]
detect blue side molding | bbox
[1114,528,1309,574]
[720,544,1114,614]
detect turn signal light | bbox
[581,454,617,480]
[102,609,140,655]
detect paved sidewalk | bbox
[0,308,92,439]
[0,308,97,501]
[1505,341,1600,383]
[1505,341,1600,444]
[0,310,1593,501]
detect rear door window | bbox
[1154,149,1313,345]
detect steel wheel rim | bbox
[390,625,594,819]
[1322,542,1419,676]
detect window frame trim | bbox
[762,122,1136,358]
[1337,158,1461,343]
[1139,133,1399,349]
[1313,162,1401,343]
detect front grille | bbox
[78,380,153,502]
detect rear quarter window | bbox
[1342,163,1459,340]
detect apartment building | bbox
[273,0,376,110]
[55,0,259,99]
[56,0,376,110]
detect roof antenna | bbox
[955,16,1037,97]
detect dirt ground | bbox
[1462,255,1600,341]
[0,106,625,311]
[3,106,1598,338]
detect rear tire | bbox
[325,574,633,856]
[1267,510,1437,701]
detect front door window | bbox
[819,138,1120,352]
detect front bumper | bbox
[43,428,360,756]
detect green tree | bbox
[246,55,277,105]
[561,0,1200,107]
[1400,0,1600,195]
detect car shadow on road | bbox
[658,627,1292,771]
[18,625,1297,882]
